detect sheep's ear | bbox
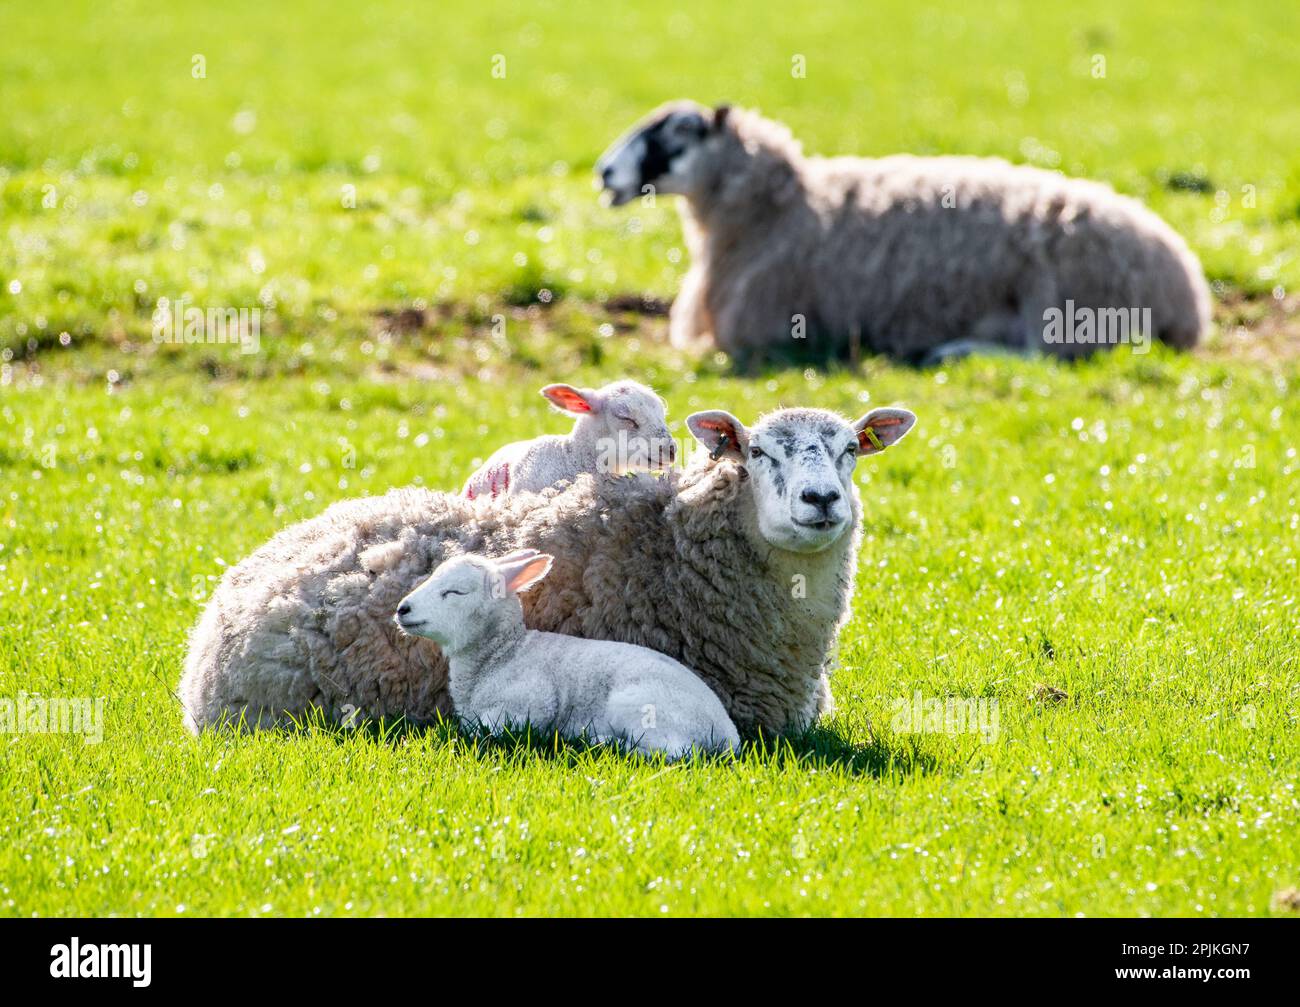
[687,410,749,462]
[711,104,732,132]
[854,408,916,456]
[498,553,554,595]
[542,384,599,414]
[494,548,541,566]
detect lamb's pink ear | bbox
[498,553,554,595]
[854,408,916,455]
[494,548,541,565]
[686,410,749,462]
[541,384,598,414]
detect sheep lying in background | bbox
[179,403,917,735]
[463,380,674,500]
[597,101,1211,363]
[395,550,740,758]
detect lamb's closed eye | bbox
[461,378,674,500]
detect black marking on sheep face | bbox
[771,430,799,457]
[597,107,710,206]
[637,113,703,186]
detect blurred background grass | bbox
[3,0,1299,357]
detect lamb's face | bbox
[687,406,917,555]
[394,551,554,655]
[596,101,720,206]
[594,382,675,473]
[544,380,676,472]
[394,555,499,650]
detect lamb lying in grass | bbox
[395,549,740,758]
[463,380,675,499]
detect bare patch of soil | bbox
[1207,289,1300,363]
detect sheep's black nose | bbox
[396,603,411,617]
[800,488,841,511]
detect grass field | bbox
[2,0,1298,917]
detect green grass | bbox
[4,342,1298,916]
[2,0,1298,916]
[3,0,1300,353]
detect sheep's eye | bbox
[842,444,858,458]
[749,446,766,460]
[439,588,468,599]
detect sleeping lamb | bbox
[463,379,675,499]
[596,101,1211,363]
[394,550,740,758]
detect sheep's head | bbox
[543,379,676,472]
[686,406,916,554]
[394,551,552,653]
[596,100,728,207]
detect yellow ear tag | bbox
[863,427,884,451]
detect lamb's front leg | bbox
[465,675,559,738]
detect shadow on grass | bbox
[719,324,1197,375]
[241,707,940,779]
[720,328,965,373]
[753,721,942,778]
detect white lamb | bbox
[463,380,675,499]
[394,549,740,758]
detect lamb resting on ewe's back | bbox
[463,379,674,500]
[179,403,917,735]
[597,101,1211,363]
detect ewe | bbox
[179,402,916,735]
[463,380,674,499]
[597,101,1211,363]
[395,550,740,758]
